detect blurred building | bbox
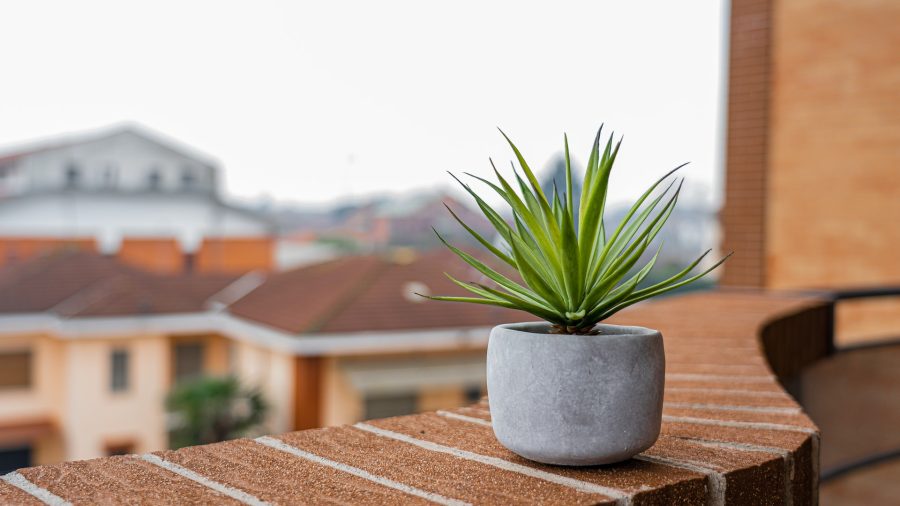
[0,249,522,471]
[227,248,522,427]
[0,252,246,469]
[720,0,900,343]
[0,125,273,274]
[270,192,494,254]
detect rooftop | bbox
[0,250,238,317]
[229,249,529,334]
[0,291,830,505]
[0,123,218,169]
[0,249,528,334]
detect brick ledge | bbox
[1,291,830,505]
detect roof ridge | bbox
[301,256,390,334]
[275,254,351,277]
[47,273,127,317]
[0,124,130,160]
[207,271,267,310]
[0,122,219,167]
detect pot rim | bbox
[494,321,659,338]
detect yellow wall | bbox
[231,340,295,435]
[62,336,170,460]
[321,357,363,427]
[0,334,64,424]
[320,351,486,427]
[0,334,66,464]
[2,330,484,463]
[0,330,296,465]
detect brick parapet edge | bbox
[1,290,829,505]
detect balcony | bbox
[1,290,833,505]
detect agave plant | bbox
[427,127,731,335]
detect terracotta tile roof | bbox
[227,255,385,333]
[1,292,830,505]
[0,251,238,317]
[0,247,524,327]
[228,249,530,334]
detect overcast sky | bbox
[0,1,728,209]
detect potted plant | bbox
[425,127,730,466]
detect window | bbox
[0,351,31,389]
[0,446,31,474]
[147,168,162,190]
[173,342,205,382]
[105,442,135,456]
[181,167,196,189]
[110,349,129,392]
[64,162,81,189]
[363,392,418,420]
[103,164,119,188]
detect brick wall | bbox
[766,0,900,289]
[721,0,900,341]
[196,238,273,274]
[722,0,900,297]
[720,0,774,287]
[117,238,184,274]
[0,238,96,268]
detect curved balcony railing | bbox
[804,287,900,487]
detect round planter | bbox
[486,322,665,466]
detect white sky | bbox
[0,0,728,209]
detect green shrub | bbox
[166,376,268,448]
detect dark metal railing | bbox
[817,287,900,483]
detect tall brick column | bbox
[720,0,773,287]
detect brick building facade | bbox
[720,0,900,341]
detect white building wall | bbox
[0,194,269,253]
[8,129,217,195]
[0,126,271,253]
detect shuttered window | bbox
[0,351,31,389]
[110,349,130,392]
[174,343,205,382]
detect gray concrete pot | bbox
[487,322,664,466]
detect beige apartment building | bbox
[0,249,521,471]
